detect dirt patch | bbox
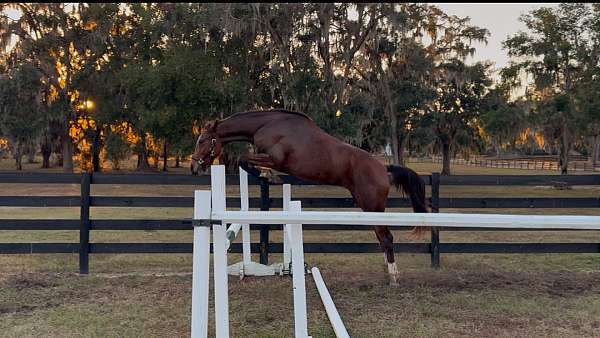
[1,268,599,337]
[331,270,600,298]
[0,303,40,315]
[1,272,58,290]
[0,273,64,315]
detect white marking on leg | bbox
[388,262,398,276]
[384,253,400,284]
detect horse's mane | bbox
[224,109,312,121]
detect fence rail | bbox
[1,171,599,273]
[416,156,600,172]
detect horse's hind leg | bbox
[374,226,400,286]
[352,187,400,286]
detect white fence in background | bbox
[191,165,600,338]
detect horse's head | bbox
[190,120,222,175]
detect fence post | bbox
[430,172,440,269]
[211,165,229,338]
[191,190,211,338]
[288,201,308,338]
[79,172,91,274]
[282,184,292,271]
[259,178,270,265]
[239,169,251,266]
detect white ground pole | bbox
[211,165,229,338]
[311,267,350,338]
[191,191,211,338]
[282,184,292,272]
[287,200,310,338]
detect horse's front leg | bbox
[239,153,279,182]
[239,156,262,178]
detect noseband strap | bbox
[192,138,217,166]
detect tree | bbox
[1,3,527,174]
[1,3,123,172]
[573,4,600,168]
[427,61,492,175]
[503,3,593,174]
[480,85,528,157]
[356,4,436,165]
[103,127,131,170]
[0,63,46,170]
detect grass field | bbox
[1,160,599,337]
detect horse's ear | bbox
[204,120,219,132]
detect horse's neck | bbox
[216,114,269,144]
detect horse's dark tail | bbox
[386,165,429,238]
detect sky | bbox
[433,3,559,74]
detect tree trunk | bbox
[162,141,168,172]
[14,142,23,171]
[590,135,600,169]
[41,136,51,169]
[136,135,150,171]
[559,126,570,175]
[92,127,102,172]
[61,128,74,173]
[27,143,36,163]
[397,132,408,167]
[389,113,400,165]
[153,154,159,169]
[441,140,451,176]
[175,156,180,168]
[492,139,501,158]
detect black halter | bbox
[192,138,217,167]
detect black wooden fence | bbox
[1,171,599,274]
[420,156,599,172]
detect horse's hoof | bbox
[259,169,282,184]
[258,169,272,179]
[389,274,401,287]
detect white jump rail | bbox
[211,211,600,230]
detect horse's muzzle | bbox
[191,156,211,175]
[190,158,203,176]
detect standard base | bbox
[227,261,286,278]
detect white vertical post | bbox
[282,184,292,270]
[288,200,309,338]
[211,165,229,338]
[191,190,211,338]
[240,167,251,265]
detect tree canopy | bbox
[1,3,598,174]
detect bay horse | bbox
[191,109,428,285]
